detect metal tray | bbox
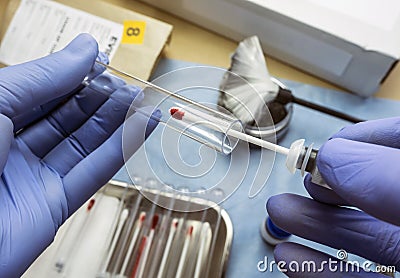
[23,179,233,278]
[100,180,233,278]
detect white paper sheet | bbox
[0,0,123,65]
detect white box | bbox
[140,0,400,97]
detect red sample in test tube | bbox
[169,108,185,120]
[87,199,96,211]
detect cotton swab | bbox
[131,214,159,278]
[176,225,194,278]
[118,212,146,276]
[193,223,211,278]
[55,198,97,274]
[110,192,144,276]
[157,218,179,278]
[147,192,177,278]
[169,107,289,155]
[96,208,129,277]
[182,199,208,276]
[169,106,331,185]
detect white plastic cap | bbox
[285,139,305,174]
[260,218,290,246]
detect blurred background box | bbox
[139,0,400,97]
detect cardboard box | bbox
[139,0,400,96]
[0,0,173,80]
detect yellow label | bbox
[122,21,146,44]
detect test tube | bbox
[146,185,177,278]
[109,191,144,276]
[156,218,179,278]
[53,196,100,275]
[118,211,146,277]
[83,62,242,155]
[184,188,210,276]
[176,225,194,278]
[164,187,192,278]
[204,188,224,278]
[193,222,212,278]
[127,179,162,278]
[97,208,129,278]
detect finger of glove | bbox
[330,117,400,148]
[267,194,400,269]
[318,138,400,226]
[19,73,126,158]
[86,52,109,80]
[63,106,160,214]
[0,114,13,172]
[12,51,109,132]
[304,174,349,206]
[0,33,97,120]
[43,85,141,176]
[273,242,386,278]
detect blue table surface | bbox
[114,59,400,277]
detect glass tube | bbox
[82,62,242,155]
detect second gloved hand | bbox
[267,117,400,277]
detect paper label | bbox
[122,21,146,44]
[0,0,124,65]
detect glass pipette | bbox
[84,61,243,155]
[84,61,328,188]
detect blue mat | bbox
[114,59,400,277]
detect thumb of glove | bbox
[0,114,13,173]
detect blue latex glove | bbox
[0,34,159,277]
[267,117,400,277]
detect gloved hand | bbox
[267,117,400,277]
[0,34,159,277]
